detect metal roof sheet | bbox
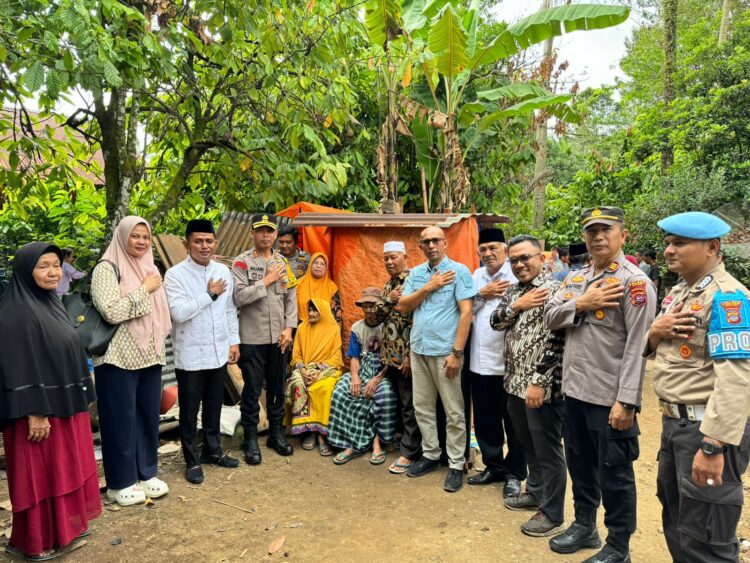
[291,213,508,228]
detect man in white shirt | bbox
[468,228,526,498]
[164,219,241,484]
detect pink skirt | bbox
[3,412,102,555]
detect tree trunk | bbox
[661,0,678,173]
[95,88,136,247]
[531,0,553,231]
[718,0,733,45]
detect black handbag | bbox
[63,260,121,356]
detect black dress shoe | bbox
[503,477,522,498]
[581,544,631,563]
[444,469,464,492]
[549,521,602,554]
[185,465,204,484]
[201,453,240,468]
[244,432,262,466]
[467,469,504,486]
[267,424,294,456]
[406,456,441,478]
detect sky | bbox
[490,1,638,90]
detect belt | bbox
[659,400,706,422]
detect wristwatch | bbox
[620,402,637,410]
[208,291,219,302]
[451,348,464,358]
[700,441,728,456]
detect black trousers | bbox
[175,365,227,468]
[238,343,286,432]
[565,396,639,549]
[507,395,566,522]
[385,365,422,460]
[657,417,750,563]
[95,363,162,490]
[470,371,527,479]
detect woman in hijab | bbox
[285,298,343,455]
[0,243,100,560]
[295,253,342,325]
[91,216,172,507]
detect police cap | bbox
[657,212,730,240]
[581,206,625,228]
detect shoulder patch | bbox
[629,280,647,307]
[695,274,713,292]
[234,260,248,271]
[707,290,750,359]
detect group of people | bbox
[0,206,747,563]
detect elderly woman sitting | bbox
[328,287,398,465]
[285,298,343,455]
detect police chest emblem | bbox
[594,309,605,320]
[629,280,647,307]
[564,292,574,300]
[690,301,704,313]
[695,275,713,291]
[571,275,584,283]
[679,345,693,358]
[605,277,619,285]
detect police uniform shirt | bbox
[646,263,750,445]
[544,251,657,407]
[232,247,298,345]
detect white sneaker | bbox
[106,484,147,506]
[139,477,169,499]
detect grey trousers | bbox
[657,417,750,563]
[507,395,567,523]
[411,352,466,470]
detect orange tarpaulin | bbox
[331,222,480,341]
[277,202,350,261]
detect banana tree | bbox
[364,0,630,212]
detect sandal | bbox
[370,451,387,465]
[333,450,361,465]
[319,442,333,457]
[388,459,412,475]
[5,545,61,561]
[301,434,316,451]
[139,477,169,499]
[106,484,146,507]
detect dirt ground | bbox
[1,371,748,562]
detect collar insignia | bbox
[695,274,713,292]
[607,262,619,272]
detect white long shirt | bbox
[470,262,517,376]
[164,256,240,371]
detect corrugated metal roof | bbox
[291,213,509,228]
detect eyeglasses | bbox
[508,253,541,265]
[420,238,445,246]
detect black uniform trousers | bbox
[95,363,162,490]
[564,396,639,550]
[385,365,422,460]
[470,371,527,479]
[507,395,566,522]
[175,365,227,468]
[238,343,286,432]
[657,417,750,563]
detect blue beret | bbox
[657,212,731,240]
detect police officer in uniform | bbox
[645,211,750,563]
[545,207,656,563]
[232,214,297,465]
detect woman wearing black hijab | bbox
[0,242,101,560]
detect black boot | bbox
[267,423,294,456]
[244,429,262,465]
[549,509,601,555]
